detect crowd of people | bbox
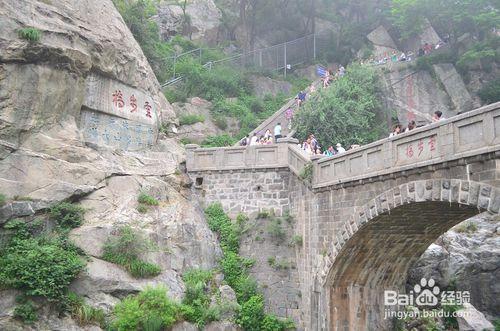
[298,134,361,157]
[362,39,449,66]
[239,123,283,146]
[389,111,445,137]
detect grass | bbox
[101,226,161,278]
[138,192,159,206]
[49,202,85,229]
[267,218,286,243]
[290,235,303,247]
[0,193,6,206]
[179,114,205,126]
[455,221,478,234]
[13,196,34,201]
[17,27,41,42]
[66,292,106,328]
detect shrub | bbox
[478,78,500,105]
[257,209,274,219]
[111,286,179,330]
[267,218,286,243]
[179,114,205,126]
[299,163,313,184]
[49,202,85,229]
[455,221,478,234]
[0,235,85,299]
[65,292,106,328]
[283,211,294,224]
[181,269,219,328]
[201,134,236,147]
[213,115,228,130]
[290,235,303,247]
[204,203,239,253]
[262,314,295,331]
[13,297,38,324]
[267,256,276,267]
[17,27,41,42]
[137,192,159,206]
[137,204,148,213]
[102,226,161,278]
[237,295,265,330]
[0,193,6,206]
[234,275,258,303]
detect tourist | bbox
[310,134,318,150]
[323,70,330,88]
[315,146,322,155]
[266,136,273,145]
[349,144,360,150]
[399,52,407,61]
[324,146,335,157]
[432,110,445,122]
[338,65,345,77]
[309,84,316,94]
[405,120,416,132]
[391,51,398,62]
[296,91,307,107]
[250,133,258,146]
[389,124,402,137]
[264,129,272,140]
[302,138,314,155]
[336,143,346,154]
[274,122,282,141]
[240,135,249,146]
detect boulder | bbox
[433,63,474,112]
[457,303,494,331]
[367,25,399,58]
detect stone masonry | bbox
[186,102,500,330]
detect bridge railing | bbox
[186,102,500,188]
[312,102,500,188]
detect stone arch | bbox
[317,179,500,331]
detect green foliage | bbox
[17,27,41,42]
[13,297,38,324]
[267,218,286,243]
[493,319,500,331]
[478,78,500,105]
[455,221,478,234]
[179,114,205,126]
[443,303,461,329]
[111,286,179,331]
[290,235,303,247]
[257,209,273,219]
[65,292,107,328]
[262,314,295,331]
[293,64,385,149]
[102,226,161,278]
[49,202,85,229]
[181,269,220,328]
[298,163,313,184]
[0,193,6,206]
[138,192,159,206]
[0,234,85,300]
[236,295,265,331]
[204,204,295,330]
[137,204,148,213]
[201,134,236,147]
[213,115,228,130]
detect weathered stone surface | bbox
[367,25,398,58]
[457,303,494,331]
[249,75,293,98]
[155,0,222,43]
[407,214,500,318]
[433,63,474,112]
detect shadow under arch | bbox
[323,180,500,331]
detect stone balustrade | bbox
[187,102,500,188]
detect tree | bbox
[293,64,386,149]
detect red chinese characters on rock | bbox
[405,136,437,159]
[130,94,138,113]
[144,101,152,118]
[110,90,154,118]
[112,90,125,109]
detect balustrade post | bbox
[185,144,200,170]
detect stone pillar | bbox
[277,137,300,165]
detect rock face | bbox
[0,0,221,329]
[407,213,500,319]
[457,303,495,331]
[367,25,399,58]
[155,0,222,44]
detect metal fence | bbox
[162,30,334,87]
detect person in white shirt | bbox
[274,123,282,141]
[432,110,446,122]
[249,133,258,146]
[336,143,346,154]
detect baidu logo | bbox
[384,277,470,307]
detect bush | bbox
[102,226,161,278]
[213,115,228,130]
[49,202,85,229]
[65,292,106,328]
[111,286,179,331]
[0,193,6,206]
[262,314,295,331]
[179,114,205,126]
[137,204,148,213]
[267,218,286,243]
[0,235,85,299]
[237,295,265,330]
[290,235,303,247]
[201,134,236,147]
[181,269,219,328]
[137,192,159,206]
[13,297,38,324]
[204,203,240,253]
[17,27,41,42]
[478,78,500,105]
[298,163,313,184]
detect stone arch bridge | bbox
[186,102,500,330]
